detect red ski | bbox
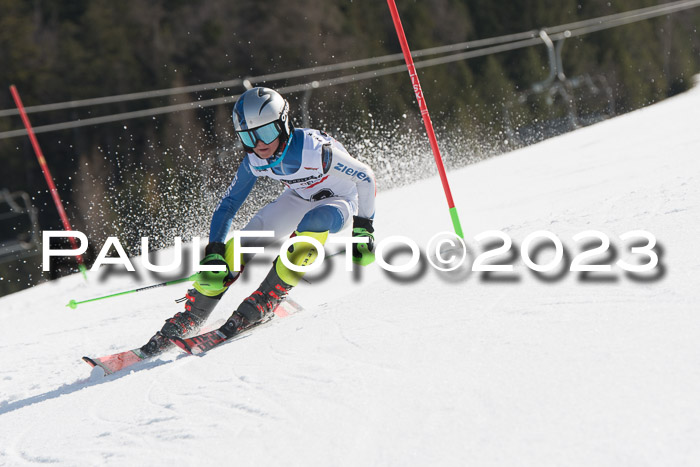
[83,349,148,376]
[171,298,303,355]
[82,298,303,375]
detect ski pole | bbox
[66,274,197,309]
[386,0,464,238]
[10,85,89,280]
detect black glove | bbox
[205,241,226,257]
[351,216,375,266]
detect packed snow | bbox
[1,83,699,466]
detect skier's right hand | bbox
[203,242,231,278]
[196,242,237,292]
[205,241,227,258]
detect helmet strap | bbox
[252,130,294,171]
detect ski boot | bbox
[219,260,293,338]
[219,229,328,338]
[140,288,223,356]
[141,244,243,356]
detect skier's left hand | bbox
[351,216,375,266]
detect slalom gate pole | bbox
[386,0,464,238]
[66,274,198,309]
[10,85,88,279]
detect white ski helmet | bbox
[232,87,292,150]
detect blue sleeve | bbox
[209,158,257,243]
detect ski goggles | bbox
[236,122,280,148]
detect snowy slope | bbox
[1,85,699,466]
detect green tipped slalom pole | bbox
[66,274,197,309]
[386,0,464,238]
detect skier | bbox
[140,87,377,356]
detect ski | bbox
[82,298,303,375]
[170,329,229,355]
[171,298,303,356]
[82,348,150,376]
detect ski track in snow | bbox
[1,85,700,466]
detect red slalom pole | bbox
[10,85,88,279]
[386,0,464,238]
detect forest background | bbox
[1,0,699,296]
